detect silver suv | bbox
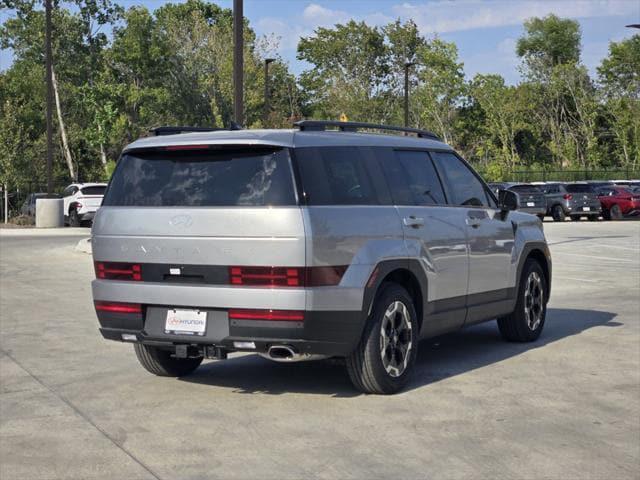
[91,121,552,394]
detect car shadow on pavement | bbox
[180,308,619,397]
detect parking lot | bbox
[1,221,639,479]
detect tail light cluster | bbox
[563,194,573,200]
[95,262,142,281]
[94,301,142,314]
[229,266,347,287]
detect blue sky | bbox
[2,0,639,84]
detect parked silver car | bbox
[91,121,552,394]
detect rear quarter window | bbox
[294,146,389,205]
[103,147,296,207]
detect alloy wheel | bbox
[380,301,413,377]
[524,271,544,330]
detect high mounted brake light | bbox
[95,262,142,281]
[164,144,211,151]
[229,266,347,287]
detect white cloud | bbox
[392,0,639,34]
[302,3,350,26]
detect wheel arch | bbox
[517,244,552,303]
[361,260,427,333]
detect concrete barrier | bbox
[35,198,64,228]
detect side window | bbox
[62,187,73,197]
[379,150,446,205]
[295,147,381,205]
[431,152,490,207]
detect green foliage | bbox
[0,4,638,192]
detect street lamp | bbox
[264,58,275,126]
[404,62,415,128]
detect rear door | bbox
[430,151,515,323]
[378,149,469,335]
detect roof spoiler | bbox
[150,122,243,136]
[294,120,441,140]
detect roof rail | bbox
[294,120,441,140]
[150,122,243,136]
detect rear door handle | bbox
[403,216,424,228]
[466,217,482,228]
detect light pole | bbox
[45,0,53,196]
[264,58,275,126]
[404,62,415,128]
[233,0,243,126]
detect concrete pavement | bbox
[1,222,639,479]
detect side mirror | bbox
[498,189,518,211]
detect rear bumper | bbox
[519,206,546,215]
[96,308,364,357]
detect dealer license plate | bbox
[583,207,591,211]
[527,202,535,207]
[165,309,207,336]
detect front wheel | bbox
[346,283,418,394]
[134,344,203,377]
[497,259,547,342]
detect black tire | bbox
[537,214,545,221]
[346,283,419,395]
[134,343,203,377]
[497,259,547,342]
[587,215,599,222]
[610,204,623,220]
[552,205,565,222]
[69,209,81,227]
[570,215,581,221]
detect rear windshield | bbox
[103,148,295,207]
[80,186,106,196]
[565,184,593,193]
[508,184,542,193]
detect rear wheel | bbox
[69,209,81,227]
[610,204,623,220]
[497,259,547,342]
[552,205,565,222]
[346,283,418,394]
[134,344,203,377]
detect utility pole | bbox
[263,58,275,126]
[45,0,54,196]
[403,62,415,128]
[233,0,244,126]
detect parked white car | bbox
[62,183,107,226]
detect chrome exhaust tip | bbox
[260,345,329,363]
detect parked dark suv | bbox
[488,183,546,218]
[92,121,552,394]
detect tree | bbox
[297,21,389,121]
[598,36,640,169]
[517,14,581,78]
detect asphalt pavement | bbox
[1,221,639,479]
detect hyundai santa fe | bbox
[91,121,552,394]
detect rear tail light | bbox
[563,194,573,200]
[95,262,142,281]
[228,309,304,321]
[71,201,83,210]
[229,266,347,287]
[94,301,142,314]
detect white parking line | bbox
[553,275,599,283]
[555,252,639,263]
